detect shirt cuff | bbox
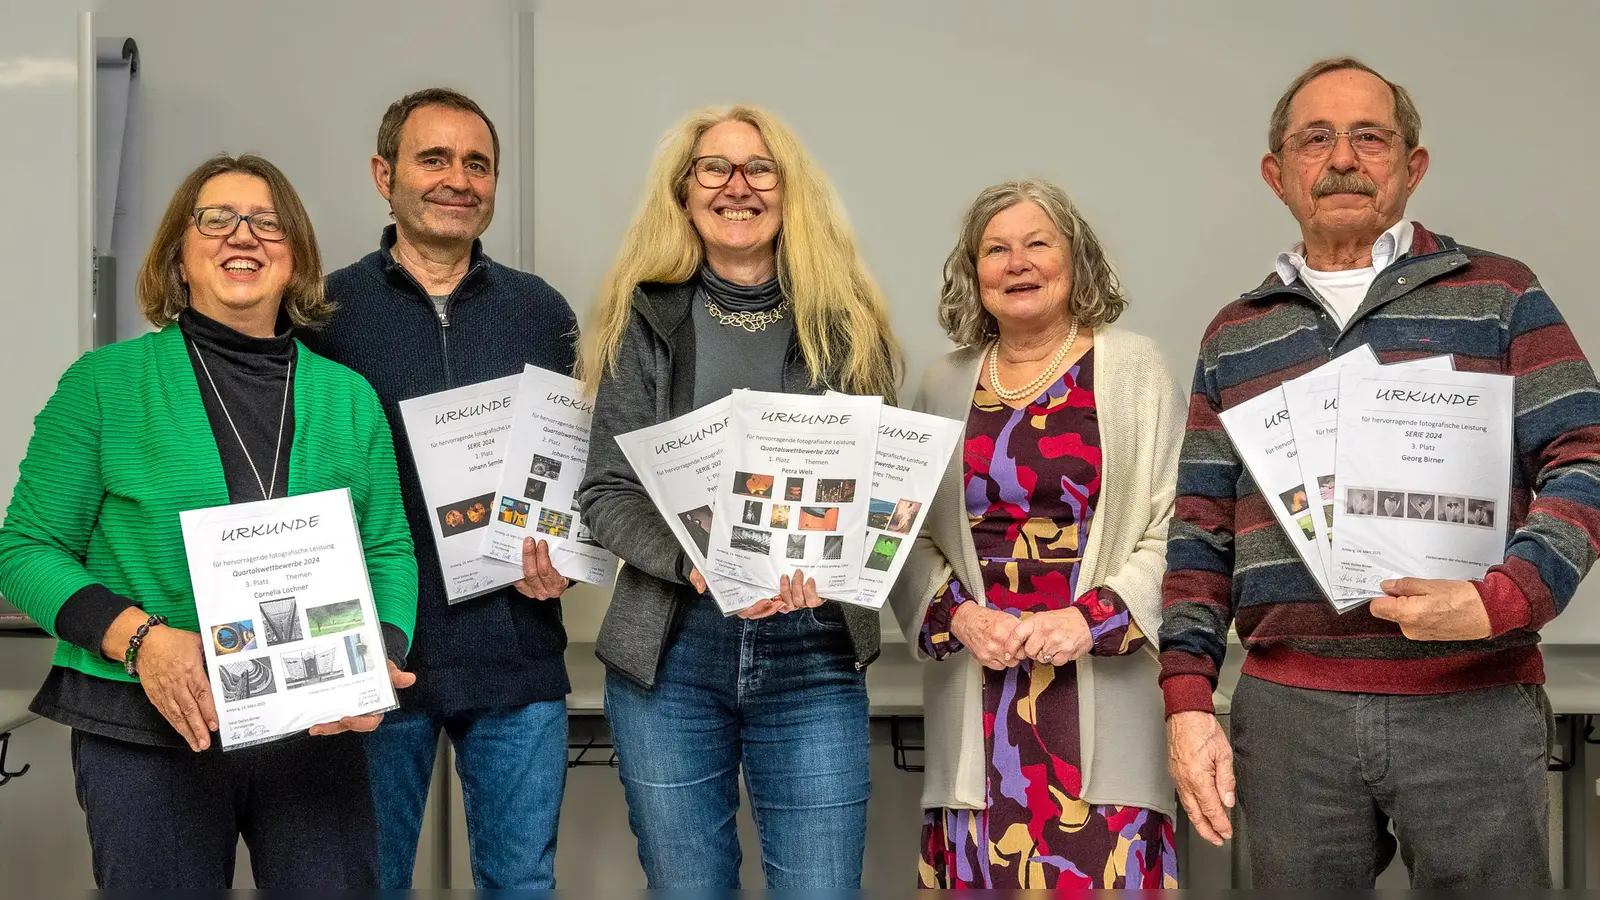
[380,623,410,670]
[1160,672,1217,718]
[1476,571,1531,637]
[53,584,140,658]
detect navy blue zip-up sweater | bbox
[304,225,579,712]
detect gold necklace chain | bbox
[705,298,792,332]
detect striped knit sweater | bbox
[0,324,418,684]
[1157,223,1600,715]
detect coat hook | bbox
[0,731,30,787]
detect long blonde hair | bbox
[578,105,901,402]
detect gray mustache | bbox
[1312,172,1378,198]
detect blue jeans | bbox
[605,598,870,889]
[364,699,568,889]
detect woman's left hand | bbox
[776,568,824,613]
[1005,607,1092,667]
[308,660,417,736]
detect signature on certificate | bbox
[229,723,271,742]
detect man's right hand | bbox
[948,603,1023,670]
[1167,710,1235,846]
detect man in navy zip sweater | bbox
[302,88,578,890]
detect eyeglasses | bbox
[689,156,780,191]
[1280,127,1403,160]
[191,207,287,242]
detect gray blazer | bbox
[578,281,881,688]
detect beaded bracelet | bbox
[123,614,168,677]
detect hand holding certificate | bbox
[479,365,619,587]
[180,488,398,750]
[710,391,882,599]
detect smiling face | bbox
[180,172,293,326]
[976,201,1072,334]
[1262,68,1428,250]
[378,104,497,246]
[685,120,782,274]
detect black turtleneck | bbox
[35,307,404,749]
[179,307,298,503]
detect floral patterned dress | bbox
[916,349,1177,889]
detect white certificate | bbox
[180,488,396,750]
[1330,368,1514,593]
[1218,347,1377,602]
[1283,353,1453,608]
[828,396,963,609]
[709,391,881,598]
[398,375,524,602]
[479,365,618,587]
[613,396,772,614]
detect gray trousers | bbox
[1231,674,1553,888]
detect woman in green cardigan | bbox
[0,154,418,889]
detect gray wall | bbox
[527,0,1600,642]
[0,2,87,517]
[1,0,1598,891]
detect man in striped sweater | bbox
[1159,57,1600,888]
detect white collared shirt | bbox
[1275,219,1414,328]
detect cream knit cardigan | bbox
[888,325,1184,815]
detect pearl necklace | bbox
[987,319,1080,402]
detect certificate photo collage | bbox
[209,595,378,704]
[1286,474,1342,537]
[730,473,856,561]
[492,452,595,544]
[865,497,923,571]
[1342,486,1498,528]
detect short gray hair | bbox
[938,178,1126,347]
[1268,57,1422,153]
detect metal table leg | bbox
[1561,715,1590,889]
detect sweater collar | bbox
[178,306,296,378]
[371,224,490,301]
[697,264,784,313]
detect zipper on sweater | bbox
[396,262,484,389]
[1291,249,1452,361]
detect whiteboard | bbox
[526,0,1600,643]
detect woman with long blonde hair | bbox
[577,105,900,889]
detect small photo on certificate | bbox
[733,471,775,499]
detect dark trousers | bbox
[71,728,379,888]
[1231,674,1553,888]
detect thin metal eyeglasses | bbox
[191,207,287,242]
[1279,126,1402,159]
[688,155,780,191]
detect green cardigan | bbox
[0,325,417,683]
